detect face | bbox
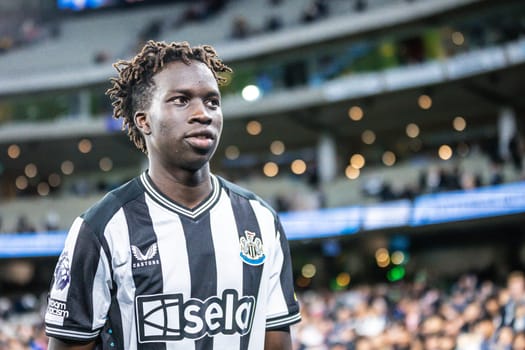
[136,60,222,173]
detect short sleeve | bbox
[265,218,301,330]
[45,217,112,342]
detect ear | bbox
[134,111,151,135]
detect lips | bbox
[184,129,215,150]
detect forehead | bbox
[153,60,218,91]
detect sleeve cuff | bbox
[266,312,301,330]
[45,325,100,342]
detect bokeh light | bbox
[348,106,364,121]
[61,160,75,175]
[418,94,432,110]
[361,130,376,145]
[99,157,113,172]
[7,144,21,159]
[48,173,61,187]
[37,182,50,196]
[391,251,406,265]
[15,176,28,190]
[350,154,365,169]
[270,140,285,155]
[382,151,396,166]
[453,116,466,131]
[24,163,38,178]
[246,120,262,135]
[376,248,390,268]
[336,272,351,288]
[406,123,420,138]
[263,162,279,177]
[452,31,465,46]
[345,165,360,180]
[438,144,453,160]
[301,263,317,278]
[225,145,240,160]
[241,85,261,101]
[291,159,307,175]
[78,139,92,154]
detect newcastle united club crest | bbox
[239,230,265,266]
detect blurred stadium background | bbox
[0,0,525,348]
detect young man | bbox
[45,40,301,350]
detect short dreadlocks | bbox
[106,40,232,154]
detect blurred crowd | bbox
[0,10,59,55]
[1,271,524,349]
[0,293,47,350]
[293,271,525,350]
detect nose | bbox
[189,100,212,124]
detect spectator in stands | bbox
[502,271,525,330]
[138,18,163,43]
[514,332,525,350]
[301,0,329,23]
[44,211,60,232]
[231,15,251,39]
[14,215,36,233]
[354,0,368,12]
[495,326,515,350]
[172,0,228,28]
[490,158,505,185]
[264,15,283,32]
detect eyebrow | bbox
[166,89,221,98]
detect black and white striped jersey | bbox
[45,172,301,350]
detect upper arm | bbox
[48,337,96,350]
[264,330,292,350]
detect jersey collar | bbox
[139,172,221,220]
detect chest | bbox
[110,211,271,298]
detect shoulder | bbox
[80,176,144,233]
[216,175,277,217]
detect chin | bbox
[181,155,213,172]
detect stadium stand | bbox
[0,0,524,348]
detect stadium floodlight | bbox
[241,85,261,101]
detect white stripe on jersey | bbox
[145,195,195,350]
[209,188,244,349]
[247,199,278,350]
[92,246,111,331]
[103,208,137,350]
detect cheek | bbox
[216,113,223,133]
[158,121,172,136]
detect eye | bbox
[168,96,188,105]
[205,98,220,109]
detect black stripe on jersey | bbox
[82,178,144,238]
[62,221,102,335]
[100,280,124,350]
[228,190,264,350]
[180,215,217,350]
[276,220,300,317]
[124,195,165,350]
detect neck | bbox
[147,164,213,209]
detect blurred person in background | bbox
[513,332,525,350]
[44,40,300,350]
[503,271,525,330]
